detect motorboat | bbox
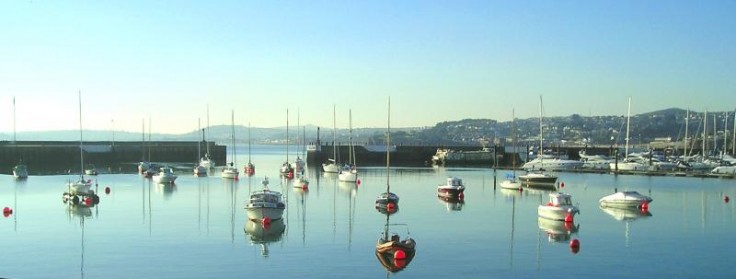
[244,177,286,221]
[518,172,558,185]
[194,165,207,177]
[599,191,652,209]
[375,206,415,274]
[712,165,736,175]
[437,177,465,198]
[538,192,579,221]
[13,161,28,179]
[67,178,93,195]
[152,167,178,184]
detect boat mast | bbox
[732,109,735,156]
[206,104,210,158]
[248,122,252,164]
[724,112,729,159]
[386,97,391,194]
[148,117,152,162]
[349,109,354,166]
[12,96,16,143]
[332,104,337,162]
[78,91,84,180]
[684,108,689,157]
[703,110,707,160]
[286,109,290,163]
[198,118,202,163]
[713,113,717,157]
[539,95,543,161]
[512,109,517,175]
[231,110,236,166]
[625,97,631,160]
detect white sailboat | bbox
[339,109,358,183]
[280,109,295,178]
[375,98,399,211]
[200,104,215,169]
[194,118,208,176]
[244,123,255,176]
[221,110,239,179]
[323,105,340,173]
[609,97,648,172]
[66,92,93,196]
[292,110,306,174]
[500,109,523,190]
[11,97,28,179]
[520,96,567,183]
[137,119,151,174]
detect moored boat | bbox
[244,177,286,221]
[13,161,28,179]
[599,191,652,209]
[538,192,579,221]
[152,166,178,184]
[518,172,557,185]
[436,177,465,198]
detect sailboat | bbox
[200,104,215,169]
[11,97,28,179]
[64,92,95,203]
[375,98,399,211]
[137,119,151,174]
[500,109,523,191]
[520,96,571,183]
[221,110,240,179]
[339,109,358,183]
[322,105,340,173]
[280,109,295,179]
[244,123,256,176]
[609,97,648,172]
[194,118,208,176]
[292,110,306,174]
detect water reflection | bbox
[437,196,464,211]
[537,218,579,242]
[375,211,415,274]
[244,219,286,257]
[600,206,652,248]
[155,183,176,198]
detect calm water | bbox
[2,145,736,278]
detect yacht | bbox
[244,177,286,221]
[599,191,653,209]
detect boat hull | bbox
[221,168,239,179]
[245,207,285,221]
[436,187,464,198]
[499,180,522,190]
[322,163,340,173]
[538,205,579,221]
[338,171,357,182]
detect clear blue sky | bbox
[1,1,735,135]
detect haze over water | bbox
[1,145,735,278]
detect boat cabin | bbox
[548,193,573,206]
[447,177,463,187]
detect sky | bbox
[1,1,735,135]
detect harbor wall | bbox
[0,141,225,174]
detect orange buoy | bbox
[394,249,406,260]
[105,187,111,194]
[564,213,574,223]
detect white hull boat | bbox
[152,167,178,184]
[338,169,357,183]
[518,172,558,185]
[221,166,239,179]
[322,160,340,173]
[245,178,285,221]
[436,177,465,198]
[538,192,579,221]
[599,191,653,209]
[13,164,28,179]
[712,166,736,175]
[67,179,92,195]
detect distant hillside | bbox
[2,108,731,147]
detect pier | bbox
[0,141,225,175]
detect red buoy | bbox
[356,179,361,186]
[560,182,565,188]
[725,195,730,203]
[458,192,465,200]
[302,184,308,190]
[570,239,581,254]
[3,207,12,217]
[84,197,93,206]
[564,213,574,223]
[394,249,406,260]
[387,202,396,211]
[105,187,111,194]
[393,259,407,269]
[640,201,649,211]
[262,217,271,226]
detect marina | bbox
[2,144,736,278]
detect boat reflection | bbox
[375,210,415,274]
[437,195,464,211]
[155,183,176,198]
[537,217,579,242]
[244,218,286,257]
[600,206,653,221]
[67,203,94,218]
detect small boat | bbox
[322,159,340,173]
[13,161,28,179]
[293,174,310,189]
[499,174,523,190]
[152,166,178,184]
[194,165,207,177]
[376,98,399,211]
[375,207,415,273]
[244,177,286,221]
[538,192,579,221]
[67,178,93,195]
[221,110,240,180]
[338,164,357,183]
[84,164,98,176]
[599,191,653,209]
[279,162,294,179]
[436,177,465,198]
[194,119,208,177]
[518,172,557,185]
[339,109,358,183]
[323,105,340,173]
